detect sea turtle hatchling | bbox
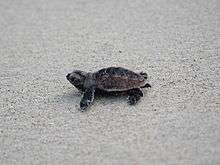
[66,67,151,112]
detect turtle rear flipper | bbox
[140,71,148,79]
[80,86,95,112]
[141,83,151,88]
[127,88,143,105]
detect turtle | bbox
[66,67,151,112]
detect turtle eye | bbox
[73,79,81,84]
[69,77,77,83]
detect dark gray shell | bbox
[94,67,146,91]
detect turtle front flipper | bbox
[127,88,143,105]
[80,86,95,112]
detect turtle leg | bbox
[139,72,151,88]
[127,88,143,105]
[141,83,151,88]
[139,71,148,79]
[80,86,95,112]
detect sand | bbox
[0,0,219,164]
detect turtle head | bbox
[66,70,87,91]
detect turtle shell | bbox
[94,67,146,91]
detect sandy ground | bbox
[0,0,220,164]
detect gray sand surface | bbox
[0,0,220,164]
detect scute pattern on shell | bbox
[94,67,146,91]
